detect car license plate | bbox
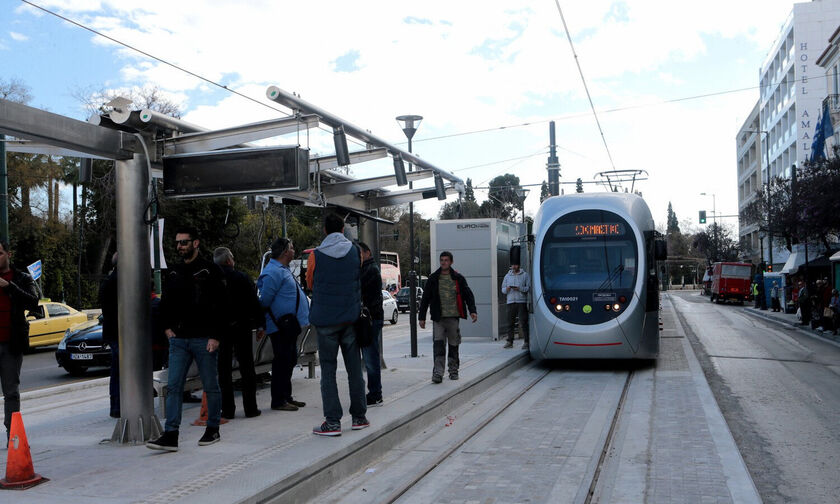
[71,353,93,360]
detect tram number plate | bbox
[593,293,616,302]
[71,353,93,360]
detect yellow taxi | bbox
[26,300,89,349]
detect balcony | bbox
[825,94,840,125]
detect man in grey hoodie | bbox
[305,214,368,436]
[501,262,530,349]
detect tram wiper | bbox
[595,264,623,292]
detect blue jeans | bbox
[164,338,220,431]
[316,324,366,423]
[361,319,383,401]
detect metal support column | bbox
[112,153,161,444]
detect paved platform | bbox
[1,321,525,503]
[1,298,762,504]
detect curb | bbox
[742,307,840,348]
[246,351,531,504]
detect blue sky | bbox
[0,0,805,231]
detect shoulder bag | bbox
[266,284,302,339]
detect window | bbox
[540,210,637,292]
[46,304,71,317]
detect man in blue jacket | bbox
[258,237,309,412]
[306,214,367,436]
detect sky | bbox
[0,0,807,234]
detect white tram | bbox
[528,193,665,359]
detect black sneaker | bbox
[198,427,220,446]
[366,396,384,407]
[271,403,299,411]
[352,417,370,430]
[313,421,342,437]
[449,373,459,380]
[245,409,262,418]
[146,430,179,452]
[432,375,443,384]
[287,399,306,408]
[503,341,513,348]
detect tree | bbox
[575,178,583,193]
[539,180,549,203]
[464,178,475,202]
[483,174,523,221]
[691,222,740,262]
[666,202,680,235]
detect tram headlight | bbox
[564,304,571,311]
[619,296,626,303]
[604,304,611,311]
[612,303,620,312]
[555,304,563,312]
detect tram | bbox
[528,193,666,359]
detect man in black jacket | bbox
[0,240,40,442]
[419,251,477,383]
[147,227,227,452]
[358,242,383,406]
[213,247,264,419]
[99,252,119,418]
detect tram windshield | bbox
[540,210,637,291]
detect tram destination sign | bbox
[163,146,309,199]
[553,223,625,238]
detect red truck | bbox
[710,262,753,304]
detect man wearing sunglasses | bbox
[148,226,227,452]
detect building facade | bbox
[816,25,840,152]
[753,0,840,270]
[736,103,762,264]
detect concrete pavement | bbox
[0,301,762,503]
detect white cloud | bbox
[9,31,29,42]
[15,0,804,224]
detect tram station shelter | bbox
[430,219,525,340]
[0,86,464,444]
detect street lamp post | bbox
[396,114,422,358]
[747,129,772,270]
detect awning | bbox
[780,252,803,274]
[831,250,840,262]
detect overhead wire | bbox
[553,0,617,172]
[20,0,369,149]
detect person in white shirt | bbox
[501,262,530,349]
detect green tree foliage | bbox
[666,202,680,235]
[742,156,840,253]
[482,174,523,221]
[540,180,549,203]
[464,178,475,202]
[691,222,740,262]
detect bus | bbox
[380,251,401,294]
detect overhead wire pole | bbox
[0,134,7,242]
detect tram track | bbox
[355,363,637,504]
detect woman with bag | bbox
[258,238,310,412]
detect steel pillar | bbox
[111,153,161,444]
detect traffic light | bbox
[766,264,772,272]
[699,210,706,224]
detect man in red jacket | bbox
[0,240,40,443]
[419,251,477,384]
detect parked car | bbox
[383,290,399,325]
[55,315,169,376]
[395,286,423,313]
[26,300,88,349]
